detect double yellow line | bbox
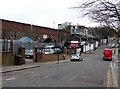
[107,68,111,89]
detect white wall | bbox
[83,43,98,52]
[83,44,89,52]
[76,48,81,54]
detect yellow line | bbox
[107,68,111,89]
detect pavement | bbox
[1,48,97,74]
[110,48,120,88]
[1,55,70,73]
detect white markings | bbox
[110,62,113,67]
[24,72,34,75]
[70,77,76,81]
[113,63,116,67]
[43,76,48,78]
[5,77,16,81]
[110,61,116,67]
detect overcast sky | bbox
[0,0,99,29]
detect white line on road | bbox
[5,77,16,81]
[107,68,111,89]
[70,77,76,81]
[43,76,48,78]
[113,63,116,67]
[110,62,113,67]
[24,72,34,75]
[110,61,116,67]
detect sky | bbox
[0,0,99,29]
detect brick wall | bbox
[37,53,65,62]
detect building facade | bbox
[0,19,71,52]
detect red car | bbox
[103,48,112,61]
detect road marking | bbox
[113,63,116,67]
[110,62,113,67]
[24,72,34,75]
[70,77,76,81]
[43,76,48,78]
[5,77,16,81]
[107,68,111,89]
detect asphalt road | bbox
[2,46,110,87]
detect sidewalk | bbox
[1,55,70,73]
[110,48,119,88]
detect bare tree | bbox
[74,0,120,42]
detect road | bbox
[2,46,110,87]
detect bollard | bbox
[33,47,37,62]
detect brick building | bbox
[0,19,71,65]
[0,19,71,53]
[1,19,70,42]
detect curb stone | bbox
[1,60,69,73]
[2,65,40,73]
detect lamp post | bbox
[53,22,55,28]
[85,29,86,56]
[56,24,62,63]
[13,32,16,53]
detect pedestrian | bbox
[63,55,66,60]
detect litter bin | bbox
[14,55,23,65]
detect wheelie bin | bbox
[14,55,23,65]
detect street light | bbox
[56,24,62,63]
[53,22,55,28]
[85,29,87,56]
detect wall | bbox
[1,19,70,42]
[2,52,15,66]
[37,53,65,62]
[83,42,99,52]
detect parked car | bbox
[70,54,83,61]
[42,45,62,54]
[42,48,54,54]
[108,43,116,48]
[25,49,33,59]
[53,48,61,54]
[42,45,54,54]
[111,43,116,48]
